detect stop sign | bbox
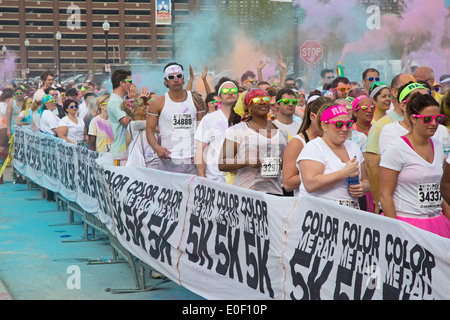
[300,40,323,64]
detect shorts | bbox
[397,213,450,239]
[158,157,197,175]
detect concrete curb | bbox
[0,280,13,300]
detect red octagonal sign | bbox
[300,40,323,64]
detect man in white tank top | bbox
[145,62,206,175]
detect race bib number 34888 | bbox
[172,113,193,129]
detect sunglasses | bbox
[244,79,258,84]
[209,100,219,104]
[277,98,299,106]
[219,87,239,95]
[15,92,24,96]
[68,105,78,109]
[365,77,380,82]
[250,96,270,105]
[166,74,183,80]
[324,120,354,129]
[123,79,133,84]
[48,99,56,104]
[412,114,444,124]
[335,86,351,93]
[355,105,376,112]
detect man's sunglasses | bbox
[324,120,354,129]
[219,87,238,95]
[412,114,444,124]
[277,98,299,106]
[244,79,258,84]
[123,79,133,84]
[166,74,183,80]
[68,105,79,109]
[335,86,351,93]
[365,77,380,82]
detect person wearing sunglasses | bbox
[204,92,220,114]
[45,87,66,119]
[37,94,60,136]
[195,79,240,182]
[361,68,380,93]
[16,97,33,126]
[240,70,258,91]
[6,87,26,138]
[219,89,288,195]
[121,98,159,169]
[330,77,351,99]
[146,62,206,175]
[378,81,448,155]
[351,93,375,137]
[297,104,370,209]
[380,93,450,238]
[56,99,87,146]
[272,88,302,140]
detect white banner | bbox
[12,127,450,300]
[178,176,295,300]
[284,195,450,300]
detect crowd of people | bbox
[1,59,450,239]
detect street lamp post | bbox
[102,20,110,73]
[24,39,30,83]
[2,45,6,82]
[55,31,62,84]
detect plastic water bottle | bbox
[347,156,359,189]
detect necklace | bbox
[249,118,270,130]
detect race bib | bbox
[172,113,193,129]
[336,199,360,210]
[418,183,442,209]
[261,157,281,178]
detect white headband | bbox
[369,85,388,99]
[164,65,183,78]
[218,81,237,94]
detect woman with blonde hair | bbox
[88,94,113,152]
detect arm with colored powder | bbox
[186,65,194,91]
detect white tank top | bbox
[159,91,197,159]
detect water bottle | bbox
[347,155,359,190]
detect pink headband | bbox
[320,105,349,121]
[352,95,370,111]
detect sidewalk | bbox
[0,167,203,300]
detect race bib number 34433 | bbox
[418,183,442,209]
[172,113,193,129]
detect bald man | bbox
[413,66,444,104]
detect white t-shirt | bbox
[380,136,445,217]
[39,110,60,136]
[297,137,364,209]
[272,119,302,139]
[379,121,450,156]
[224,121,288,195]
[58,115,85,143]
[194,109,229,182]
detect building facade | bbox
[0,0,208,79]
